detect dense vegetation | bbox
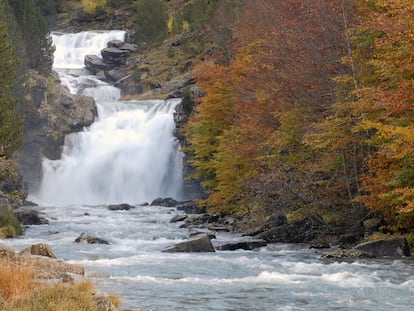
[184,0,414,235]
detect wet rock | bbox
[108,203,135,211]
[217,239,267,251]
[85,55,107,74]
[320,248,376,259]
[189,228,216,239]
[150,197,179,207]
[180,213,211,228]
[354,237,411,258]
[101,47,131,64]
[14,207,49,225]
[20,243,57,258]
[170,214,188,223]
[105,69,125,83]
[162,234,215,253]
[75,232,110,244]
[176,201,206,214]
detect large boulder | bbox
[353,237,411,258]
[85,55,107,74]
[162,234,215,253]
[101,47,131,64]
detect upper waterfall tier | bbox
[52,30,126,69]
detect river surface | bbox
[7,31,414,311]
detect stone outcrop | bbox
[17,70,97,191]
[353,237,411,258]
[162,233,215,253]
[1,242,84,279]
[19,243,57,258]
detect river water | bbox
[7,31,414,311]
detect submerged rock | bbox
[217,239,268,251]
[162,233,215,253]
[75,232,110,244]
[108,203,135,211]
[150,197,179,207]
[320,248,376,259]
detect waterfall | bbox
[33,31,183,206]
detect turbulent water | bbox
[7,31,414,311]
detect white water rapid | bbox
[33,31,183,206]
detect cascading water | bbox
[7,31,414,311]
[33,31,183,205]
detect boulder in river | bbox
[217,239,268,251]
[176,201,206,214]
[101,47,131,64]
[84,55,107,74]
[108,203,135,211]
[353,237,411,258]
[162,233,215,253]
[75,232,110,244]
[150,197,179,207]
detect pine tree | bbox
[8,0,54,75]
[0,3,23,158]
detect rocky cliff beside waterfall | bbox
[17,70,96,192]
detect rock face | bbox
[353,237,411,258]
[17,70,97,191]
[162,233,215,253]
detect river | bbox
[7,31,414,311]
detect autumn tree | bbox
[353,0,414,228]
